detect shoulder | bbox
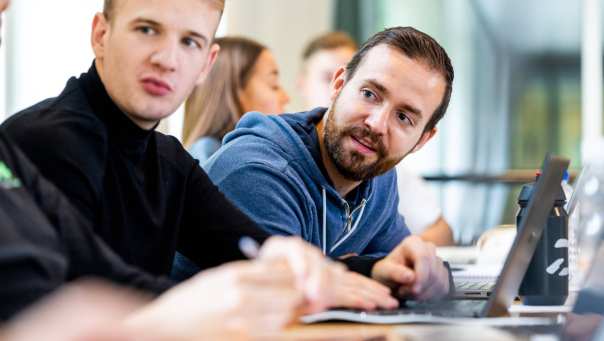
[188,137,221,163]
[155,131,200,177]
[1,87,107,154]
[206,136,292,183]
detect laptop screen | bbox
[484,155,570,317]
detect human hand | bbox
[1,280,153,341]
[259,236,399,311]
[127,259,304,340]
[329,271,399,310]
[371,235,450,301]
[258,236,347,313]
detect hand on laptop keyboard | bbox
[371,236,451,301]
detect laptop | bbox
[303,155,570,324]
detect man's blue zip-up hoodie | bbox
[205,108,410,258]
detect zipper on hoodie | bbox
[343,201,352,232]
[329,198,368,254]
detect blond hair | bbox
[182,37,266,147]
[103,0,225,21]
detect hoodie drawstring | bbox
[321,187,327,255]
[321,186,368,256]
[329,199,367,253]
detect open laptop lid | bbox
[566,165,587,216]
[483,155,570,317]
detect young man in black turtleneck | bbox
[0,0,407,315]
[0,0,375,326]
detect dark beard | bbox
[323,105,394,181]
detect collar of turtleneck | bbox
[79,61,157,159]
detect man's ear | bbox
[411,127,437,153]
[329,66,346,102]
[195,43,220,85]
[91,12,109,60]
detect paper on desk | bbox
[508,304,572,314]
[452,264,502,281]
[301,310,554,326]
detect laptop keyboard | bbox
[455,280,495,291]
[365,299,487,318]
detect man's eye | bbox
[398,112,413,126]
[361,89,376,101]
[137,26,156,35]
[182,37,201,49]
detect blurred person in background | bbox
[182,36,289,163]
[298,31,358,110]
[298,31,453,246]
[172,36,290,280]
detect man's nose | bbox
[149,38,178,72]
[364,108,388,136]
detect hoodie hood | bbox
[223,108,373,204]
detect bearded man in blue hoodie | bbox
[205,26,454,300]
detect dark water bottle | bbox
[517,171,569,305]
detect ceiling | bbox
[473,0,586,55]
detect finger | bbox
[415,261,449,301]
[345,273,398,309]
[237,260,297,286]
[376,261,415,286]
[336,285,398,310]
[333,291,378,311]
[357,286,399,310]
[402,243,433,295]
[259,237,314,279]
[240,286,304,316]
[348,272,391,295]
[303,253,346,300]
[259,237,326,297]
[396,284,414,298]
[304,261,347,313]
[414,277,440,301]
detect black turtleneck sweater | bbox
[1,64,269,276]
[0,132,173,320]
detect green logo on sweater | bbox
[0,161,21,189]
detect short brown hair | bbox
[302,31,358,61]
[103,0,226,21]
[345,27,454,132]
[182,36,266,147]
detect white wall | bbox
[223,0,334,113]
[4,0,99,118]
[0,0,335,139]
[161,0,334,139]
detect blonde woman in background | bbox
[182,36,290,163]
[173,36,289,280]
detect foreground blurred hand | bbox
[128,236,399,340]
[0,280,153,341]
[371,235,450,301]
[259,236,399,311]
[127,258,304,340]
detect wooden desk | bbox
[277,323,398,341]
[272,322,539,341]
